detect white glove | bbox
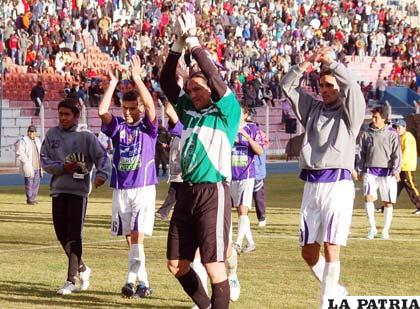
[178,13,200,50]
[178,12,197,40]
[171,20,186,53]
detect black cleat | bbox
[134,282,153,298]
[121,283,135,298]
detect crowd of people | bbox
[1,0,419,110]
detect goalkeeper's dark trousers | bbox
[52,193,88,283]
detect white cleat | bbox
[79,266,91,291]
[367,228,377,240]
[381,230,390,240]
[337,284,349,296]
[229,275,241,302]
[57,281,77,295]
[258,220,266,227]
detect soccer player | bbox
[160,12,240,308]
[253,125,269,227]
[232,103,264,254]
[98,55,157,298]
[358,107,401,240]
[280,47,365,308]
[393,120,420,215]
[155,102,183,220]
[40,98,111,295]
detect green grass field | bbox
[1,173,420,309]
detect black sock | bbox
[211,280,230,309]
[177,268,211,309]
[61,240,86,273]
[64,240,83,283]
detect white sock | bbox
[310,255,326,282]
[225,248,238,278]
[321,261,340,309]
[191,258,208,295]
[137,244,149,287]
[236,215,247,246]
[243,215,255,246]
[383,206,393,232]
[127,244,141,284]
[365,202,376,229]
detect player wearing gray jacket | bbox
[280,47,365,309]
[358,106,401,240]
[41,98,111,295]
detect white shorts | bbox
[300,180,354,247]
[363,173,397,203]
[111,185,156,236]
[231,178,255,208]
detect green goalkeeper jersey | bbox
[174,89,240,183]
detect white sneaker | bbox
[229,275,240,302]
[258,220,266,227]
[242,243,256,253]
[337,284,349,296]
[57,281,77,295]
[79,266,91,291]
[382,230,390,240]
[232,243,242,255]
[367,228,377,240]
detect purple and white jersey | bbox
[102,115,158,189]
[366,167,393,177]
[168,121,183,138]
[300,169,352,183]
[231,122,263,181]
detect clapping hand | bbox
[108,68,118,85]
[130,55,145,79]
[177,12,197,39]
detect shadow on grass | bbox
[0,281,189,308]
[0,210,172,235]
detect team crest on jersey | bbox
[182,140,197,173]
[50,139,60,149]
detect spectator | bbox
[30,81,45,116]
[155,121,171,177]
[15,125,42,205]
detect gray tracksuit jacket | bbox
[280,61,366,171]
[358,124,402,174]
[40,124,111,197]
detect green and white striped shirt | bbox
[174,89,240,183]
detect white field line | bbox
[2,233,420,254]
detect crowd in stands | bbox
[1,0,419,108]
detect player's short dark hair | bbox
[371,106,389,121]
[189,71,208,84]
[58,98,80,116]
[122,90,139,102]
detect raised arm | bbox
[98,69,118,126]
[131,55,156,122]
[280,63,317,126]
[179,13,227,101]
[165,100,179,125]
[323,58,366,132]
[159,24,185,104]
